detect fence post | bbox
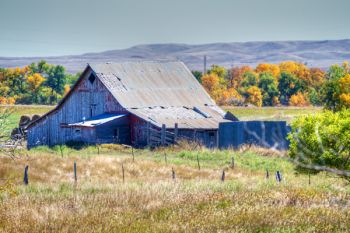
[74,161,77,183]
[172,167,176,180]
[308,172,311,185]
[122,164,125,183]
[221,170,225,182]
[275,171,282,182]
[164,152,168,165]
[231,157,234,169]
[266,169,269,179]
[174,123,178,143]
[23,165,29,185]
[196,153,201,170]
[161,124,166,146]
[132,146,135,162]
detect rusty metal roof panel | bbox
[90,61,216,108]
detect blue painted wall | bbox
[219,121,290,150]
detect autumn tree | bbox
[321,63,350,111]
[228,66,254,89]
[256,63,280,78]
[278,72,305,105]
[27,73,46,103]
[289,92,309,106]
[245,86,262,107]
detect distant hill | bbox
[1,39,350,73]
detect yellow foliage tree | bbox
[256,63,280,78]
[217,88,242,105]
[338,74,350,107]
[27,73,45,92]
[289,92,309,106]
[245,86,262,107]
[27,73,45,103]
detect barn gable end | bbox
[27,66,127,147]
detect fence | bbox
[146,122,179,147]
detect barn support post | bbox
[146,121,150,146]
[174,123,178,143]
[161,124,166,146]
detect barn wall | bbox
[27,68,127,148]
[218,121,290,150]
[177,129,218,148]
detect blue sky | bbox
[0,0,349,57]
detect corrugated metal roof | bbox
[89,61,229,129]
[67,113,127,127]
[28,61,232,130]
[90,61,216,108]
[128,106,230,129]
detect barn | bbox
[26,61,235,149]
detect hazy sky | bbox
[0,0,349,57]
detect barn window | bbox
[88,73,96,84]
[209,132,215,137]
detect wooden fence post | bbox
[164,152,168,165]
[308,172,311,185]
[132,146,135,162]
[161,124,166,146]
[23,165,29,185]
[196,153,201,170]
[221,170,225,182]
[172,167,176,180]
[122,164,125,183]
[231,157,234,169]
[266,169,269,179]
[174,123,178,143]
[275,171,282,182]
[74,161,77,183]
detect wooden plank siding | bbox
[27,68,127,148]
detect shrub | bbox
[288,109,350,179]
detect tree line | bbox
[0,60,79,105]
[1,60,350,110]
[193,61,350,110]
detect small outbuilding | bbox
[27,61,234,148]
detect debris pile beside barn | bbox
[11,114,41,140]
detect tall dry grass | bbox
[0,147,350,232]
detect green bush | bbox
[288,109,350,179]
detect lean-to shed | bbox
[27,61,234,148]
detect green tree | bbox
[321,64,350,111]
[258,72,279,106]
[241,71,258,88]
[288,109,350,180]
[278,72,305,105]
[45,65,67,103]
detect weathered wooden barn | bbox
[27,61,234,148]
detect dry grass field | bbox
[0,105,349,232]
[0,145,350,232]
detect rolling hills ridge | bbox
[1,39,350,73]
